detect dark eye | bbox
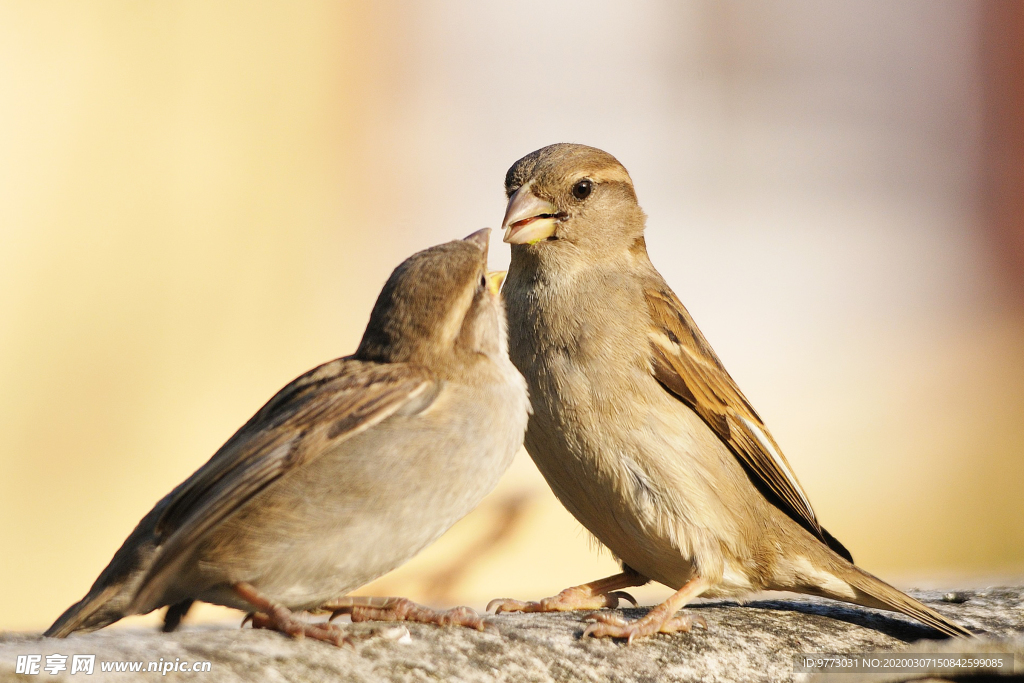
[479,274,487,289]
[571,179,592,200]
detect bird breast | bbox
[504,262,762,590]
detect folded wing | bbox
[132,357,437,607]
[644,286,852,562]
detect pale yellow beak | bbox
[485,270,506,296]
[501,183,559,244]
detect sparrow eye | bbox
[479,274,487,289]
[571,179,592,200]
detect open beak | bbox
[501,183,559,244]
[485,270,506,296]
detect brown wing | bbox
[645,286,852,561]
[132,357,437,605]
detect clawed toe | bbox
[329,597,492,631]
[249,611,352,647]
[606,591,639,607]
[582,610,706,643]
[487,572,649,615]
[583,611,627,627]
[664,614,707,631]
[487,598,529,613]
[582,617,646,643]
[487,589,631,614]
[428,605,478,628]
[487,598,549,614]
[234,581,353,648]
[412,605,490,631]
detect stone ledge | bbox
[1,588,1021,682]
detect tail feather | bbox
[45,501,170,638]
[44,584,127,638]
[844,566,974,638]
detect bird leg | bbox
[487,569,648,614]
[234,582,350,647]
[583,576,710,643]
[323,596,494,632]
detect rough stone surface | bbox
[1,588,1021,682]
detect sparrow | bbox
[486,143,973,641]
[45,229,530,646]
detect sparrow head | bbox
[501,144,646,252]
[356,229,509,375]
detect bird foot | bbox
[326,597,496,633]
[582,610,707,643]
[487,587,637,614]
[247,610,353,647]
[234,582,352,647]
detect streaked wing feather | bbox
[645,287,853,561]
[133,358,436,605]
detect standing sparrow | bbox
[46,229,529,646]
[487,144,972,641]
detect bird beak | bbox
[485,270,506,296]
[463,228,491,256]
[501,184,559,245]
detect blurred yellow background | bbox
[2,1,1022,632]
